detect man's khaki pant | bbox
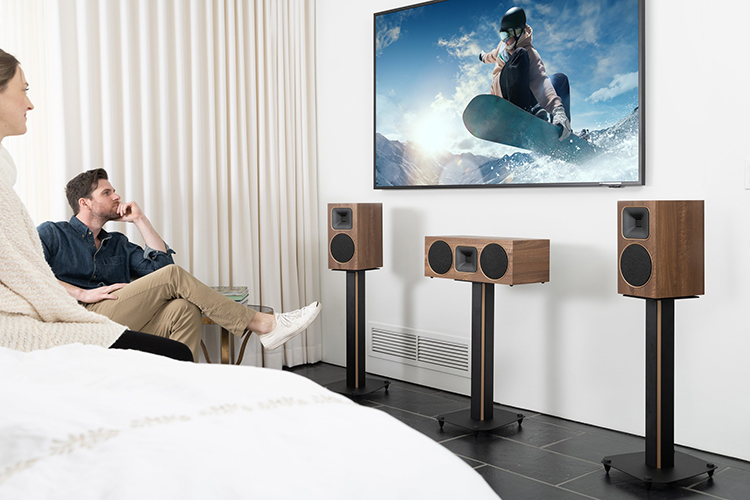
[86,265,257,361]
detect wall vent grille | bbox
[369,323,469,377]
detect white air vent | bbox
[368,323,469,378]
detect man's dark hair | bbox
[66,168,109,215]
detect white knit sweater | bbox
[0,144,125,351]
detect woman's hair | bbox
[66,168,110,215]
[0,49,20,92]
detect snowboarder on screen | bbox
[479,6,572,141]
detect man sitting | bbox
[37,168,320,361]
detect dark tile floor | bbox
[287,362,750,500]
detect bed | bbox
[0,344,500,499]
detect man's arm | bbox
[115,201,167,253]
[57,279,127,304]
[36,221,58,263]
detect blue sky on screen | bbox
[375,0,639,156]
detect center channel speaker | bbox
[328,203,383,271]
[617,200,704,298]
[425,236,549,285]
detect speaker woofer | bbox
[480,243,508,280]
[330,233,355,263]
[620,243,652,288]
[427,240,453,275]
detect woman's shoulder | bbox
[0,144,17,186]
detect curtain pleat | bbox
[0,0,320,368]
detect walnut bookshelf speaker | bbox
[424,236,549,285]
[617,200,704,299]
[328,203,383,271]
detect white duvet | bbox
[0,345,499,499]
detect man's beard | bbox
[93,204,120,222]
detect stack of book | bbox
[211,286,249,305]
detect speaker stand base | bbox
[437,408,524,436]
[602,452,716,485]
[325,378,390,397]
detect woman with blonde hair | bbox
[0,48,193,360]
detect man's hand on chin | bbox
[114,201,143,223]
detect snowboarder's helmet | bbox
[500,7,526,32]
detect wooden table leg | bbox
[221,328,230,365]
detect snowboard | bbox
[463,94,603,164]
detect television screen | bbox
[374,0,644,188]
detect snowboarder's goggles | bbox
[499,27,523,42]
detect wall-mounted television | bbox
[374,0,644,188]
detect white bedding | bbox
[0,345,499,499]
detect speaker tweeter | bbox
[622,207,649,239]
[455,246,478,273]
[332,208,353,230]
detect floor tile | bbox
[442,433,601,485]
[460,454,485,469]
[562,466,723,500]
[690,466,750,500]
[285,362,347,386]
[372,404,473,443]
[674,445,750,473]
[356,398,383,409]
[475,465,596,500]
[545,428,646,464]
[489,416,586,449]
[384,378,450,396]
[429,389,542,417]
[290,363,748,500]
[357,384,470,417]
[531,413,641,439]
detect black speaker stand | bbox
[326,270,390,397]
[437,282,524,435]
[602,297,716,486]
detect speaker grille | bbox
[480,243,508,280]
[330,233,355,263]
[427,240,452,275]
[620,243,652,287]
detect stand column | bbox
[326,270,390,396]
[346,270,366,388]
[438,282,524,434]
[645,298,674,469]
[603,298,716,485]
[471,282,494,421]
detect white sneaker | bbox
[259,301,322,350]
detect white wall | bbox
[316,0,750,461]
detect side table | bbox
[201,304,274,365]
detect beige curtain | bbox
[0,0,321,368]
